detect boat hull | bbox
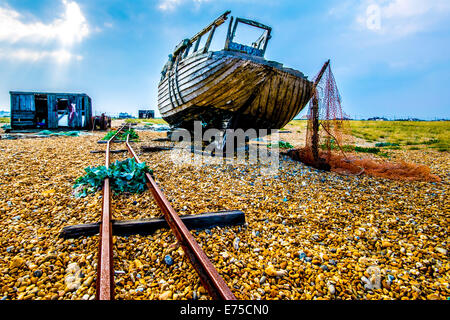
[158,50,313,131]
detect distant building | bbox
[138,109,155,119]
[0,110,10,117]
[395,117,423,121]
[367,117,388,121]
[118,112,133,118]
[9,91,92,129]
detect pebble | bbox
[233,237,240,250]
[0,129,448,300]
[265,264,287,277]
[33,270,43,278]
[361,266,382,290]
[164,255,174,266]
[327,283,336,295]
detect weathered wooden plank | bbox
[97,140,129,144]
[179,59,244,102]
[192,62,259,107]
[141,146,173,152]
[60,210,245,239]
[158,55,211,92]
[285,79,307,126]
[158,57,227,98]
[160,60,244,115]
[158,54,211,93]
[281,78,301,125]
[158,58,235,112]
[265,73,280,120]
[271,73,289,124]
[158,61,230,112]
[90,149,128,154]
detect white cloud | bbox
[0,0,89,45]
[157,0,211,12]
[0,0,89,63]
[356,0,450,37]
[0,48,83,64]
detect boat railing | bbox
[161,11,231,79]
[161,11,272,79]
[176,10,231,61]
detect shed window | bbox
[57,99,69,111]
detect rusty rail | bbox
[125,133,236,300]
[95,125,125,300]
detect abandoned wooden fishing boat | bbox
[158,11,314,132]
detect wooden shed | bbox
[138,110,155,119]
[10,91,92,130]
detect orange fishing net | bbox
[289,61,441,182]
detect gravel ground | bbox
[0,130,448,300]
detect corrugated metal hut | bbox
[10,91,92,130]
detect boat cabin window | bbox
[231,23,267,51]
[226,18,271,57]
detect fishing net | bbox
[288,61,441,182]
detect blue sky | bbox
[0,0,449,119]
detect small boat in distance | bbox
[158,11,314,133]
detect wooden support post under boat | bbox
[60,210,246,239]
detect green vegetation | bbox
[278,141,294,149]
[349,121,449,152]
[286,120,449,152]
[0,117,10,123]
[73,158,152,197]
[319,139,389,157]
[102,128,139,141]
[375,142,399,147]
[39,130,80,136]
[119,118,168,125]
[268,141,294,149]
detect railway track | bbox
[95,125,236,300]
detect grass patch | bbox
[349,121,449,150]
[354,146,381,154]
[320,139,388,157]
[119,118,169,125]
[102,128,139,141]
[0,117,10,123]
[286,120,449,152]
[268,141,294,149]
[375,142,399,147]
